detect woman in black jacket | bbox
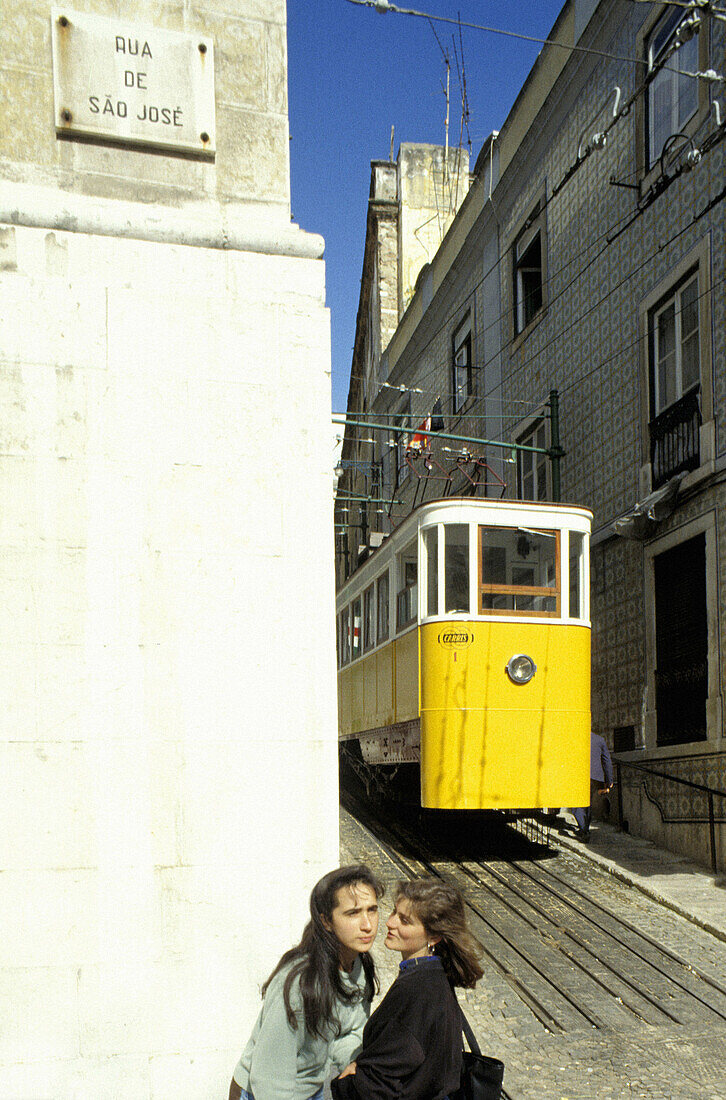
[331,877,484,1100]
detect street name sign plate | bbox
[51,7,216,156]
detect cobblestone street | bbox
[340,806,726,1100]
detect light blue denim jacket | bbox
[233,957,370,1100]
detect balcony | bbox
[649,387,701,489]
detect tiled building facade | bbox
[338,0,725,867]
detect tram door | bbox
[653,534,707,745]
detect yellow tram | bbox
[336,498,592,811]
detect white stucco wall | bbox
[0,213,338,1097]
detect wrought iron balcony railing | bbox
[649,387,701,489]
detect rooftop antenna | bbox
[428,17,450,189]
[444,53,450,187]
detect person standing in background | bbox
[573,731,614,843]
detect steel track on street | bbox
[341,789,726,1044]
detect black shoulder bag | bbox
[451,1006,504,1100]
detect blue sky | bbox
[286,0,567,412]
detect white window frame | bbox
[643,512,721,756]
[651,271,700,417]
[512,200,546,337]
[638,238,713,495]
[646,9,699,170]
[636,7,711,186]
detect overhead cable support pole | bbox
[548,388,565,503]
[336,494,405,505]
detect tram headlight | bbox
[505,653,536,684]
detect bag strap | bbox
[460,1005,481,1055]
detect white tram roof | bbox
[336,496,592,601]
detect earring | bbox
[427,943,435,955]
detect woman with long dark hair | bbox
[330,877,484,1100]
[229,865,383,1100]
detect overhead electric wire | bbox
[340,268,726,517]
[621,0,712,9]
[343,160,726,450]
[347,0,654,66]
[489,160,726,396]
[339,0,724,470]
[349,120,725,425]
[559,267,726,398]
[345,0,723,80]
[342,6,722,418]
[350,201,637,414]
[343,382,544,411]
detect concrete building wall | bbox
[2,0,291,217]
[1,2,337,1096]
[397,144,470,317]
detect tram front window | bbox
[480,526,559,615]
[445,524,470,613]
[425,527,438,616]
[569,532,585,619]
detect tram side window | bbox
[445,524,470,613]
[569,532,585,619]
[340,607,351,665]
[424,527,438,616]
[480,526,559,615]
[363,584,375,651]
[351,597,362,660]
[377,571,390,643]
[397,542,418,630]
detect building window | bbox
[452,319,473,413]
[646,9,699,170]
[516,419,549,502]
[653,534,707,745]
[648,270,701,487]
[650,272,699,416]
[513,202,545,335]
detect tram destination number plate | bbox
[51,7,216,156]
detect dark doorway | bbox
[653,533,708,745]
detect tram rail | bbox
[341,788,726,1050]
